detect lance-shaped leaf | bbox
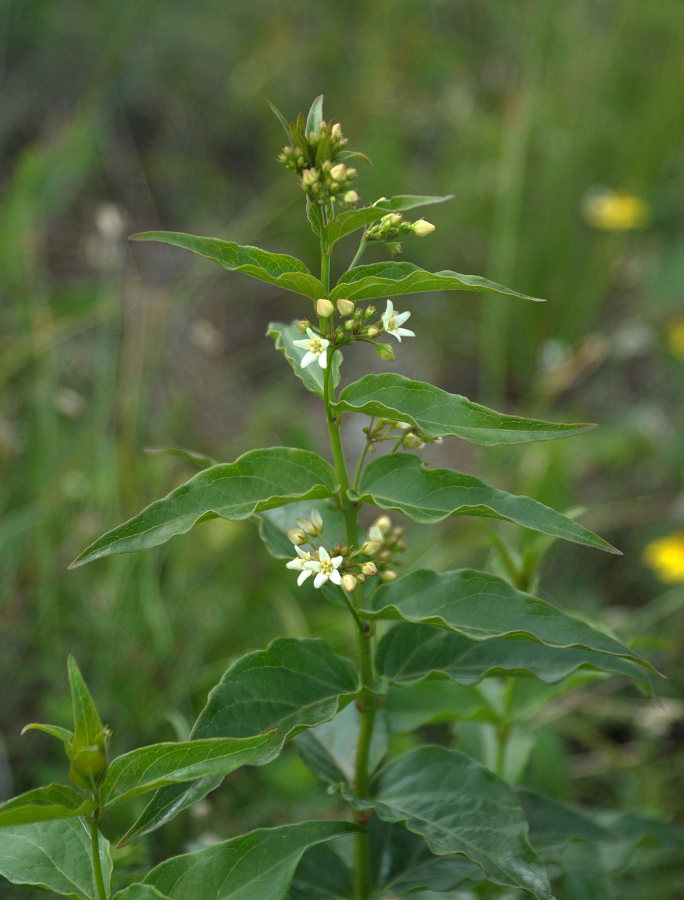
[375,623,656,693]
[305,94,324,134]
[144,821,358,900]
[0,785,92,828]
[334,373,594,445]
[330,260,544,302]
[0,818,112,899]
[68,656,105,754]
[339,745,553,899]
[351,453,620,554]
[71,447,338,567]
[267,322,342,397]
[123,638,358,842]
[324,194,453,246]
[370,819,483,896]
[100,733,275,808]
[131,232,325,300]
[364,569,651,671]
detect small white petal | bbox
[318,547,331,563]
[329,569,342,586]
[397,327,415,338]
[310,508,323,529]
[300,350,316,368]
[393,310,411,327]
[297,569,312,586]
[292,338,310,349]
[318,351,328,369]
[331,556,344,569]
[286,558,303,570]
[313,572,328,589]
[304,560,321,572]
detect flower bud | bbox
[361,561,378,576]
[361,540,381,555]
[344,319,354,331]
[381,569,398,582]
[336,298,355,316]
[366,326,380,338]
[402,432,424,449]
[378,549,392,563]
[330,163,347,182]
[331,122,342,140]
[316,298,335,318]
[309,507,324,535]
[343,190,359,204]
[364,306,376,319]
[411,218,436,236]
[69,746,108,791]
[341,573,358,592]
[373,515,393,535]
[368,525,384,543]
[287,528,308,546]
[375,342,395,361]
[301,168,319,187]
[296,319,310,333]
[356,572,366,583]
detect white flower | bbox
[304,546,344,589]
[381,300,415,342]
[292,328,330,369]
[286,546,315,586]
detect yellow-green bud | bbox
[344,319,354,331]
[343,190,359,204]
[411,218,436,236]
[402,432,423,449]
[296,319,310,333]
[331,122,342,140]
[366,326,380,338]
[361,540,381,555]
[301,168,319,187]
[287,528,308,546]
[341,573,358,592]
[316,298,335,318]
[381,569,398,582]
[69,745,108,791]
[364,306,376,319]
[375,342,395,361]
[361,561,378,576]
[336,298,355,316]
[373,515,393,535]
[330,163,347,182]
[356,572,366,583]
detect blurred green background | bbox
[2,0,683,896]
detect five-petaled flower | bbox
[381,300,415,342]
[293,327,330,368]
[304,546,343,589]
[285,546,315,586]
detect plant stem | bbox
[346,237,367,271]
[89,815,107,900]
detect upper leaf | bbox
[144,821,358,900]
[68,656,105,754]
[71,447,338,567]
[100,734,275,808]
[376,622,656,693]
[0,818,112,899]
[339,745,553,899]
[0,785,91,828]
[324,195,453,247]
[305,95,324,135]
[351,453,620,554]
[330,260,544,302]
[123,637,358,842]
[267,322,342,397]
[334,373,595,445]
[364,569,652,670]
[131,232,324,300]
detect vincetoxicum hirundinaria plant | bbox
[0,96,675,900]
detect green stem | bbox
[346,237,367,271]
[89,815,107,900]
[352,419,374,492]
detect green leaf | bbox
[365,569,651,670]
[324,195,452,247]
[113,888,172,900]
[256,499,347,560]
[339,745,553,899]
[267,322,342,397]
[305,95,324,135]
[0,818,112,899]
[123,637,358,842]
[383,679,493,733]
[100,734,275,808]
[0,785,91,827]
[351,453,620,554]
[266,98,292,143]
[370,819,482,896]
[334,373,595,445]
[330,260,544,302]
[131,232,324,300]
[144,446,216,469]
[287,844,354,900]
[295,703,388,786]
[21,722,74,745]
[68,656,105,754]
[380,623,656,692]
[144,821,358,900]
[71,447,338,567]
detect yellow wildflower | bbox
[582,188,649,231]
[666,316,684,359]
[643,532,684,583]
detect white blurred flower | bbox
[293,328,330,369]
[304,546,344,589]
[285,546,315,586]
[381,300,414,342]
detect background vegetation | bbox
[2,0,683,896]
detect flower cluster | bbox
[364,209,436,243]
[278,115,363,207]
